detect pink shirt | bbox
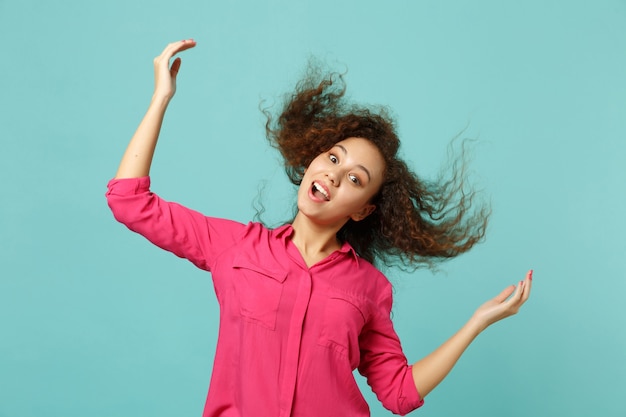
[106,177,423,416]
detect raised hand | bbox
[470,270,533,332]
[410,270,533,398]
[152,39,197,100]
[114,40,197,179]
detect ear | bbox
[350,204,376,222]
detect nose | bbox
[326,169,339,186]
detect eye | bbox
[349,174,361,185]
[329,154,338,164]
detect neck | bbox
[290,212,343,266]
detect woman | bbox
[106,40,532,417]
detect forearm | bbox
[411,318,482,398]
[411,274,532,399]
[114,94,171,179]
[114,40,196,179]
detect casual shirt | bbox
[106,176,423,416]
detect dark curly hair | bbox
[263,67,490,269]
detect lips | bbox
[311,181,330,201]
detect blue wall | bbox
[1,1,624,416]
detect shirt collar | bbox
[338,241,360,265]
[275,224,360,266]
[274,223,294,240]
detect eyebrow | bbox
[335,144,372,182]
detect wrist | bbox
[151,92,173,107]
[465,316,486,336]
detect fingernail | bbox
[529,270,533,280]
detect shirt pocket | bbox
[232,256,287,331]
[317,291,367,368]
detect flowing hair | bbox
[263,66,490,269]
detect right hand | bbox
[469,270,533,332]
[152,39,197,100]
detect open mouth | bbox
[312,182,330,201]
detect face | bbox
[296,137,385,230]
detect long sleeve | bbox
[105,176,245,271]
[358,285,424,415]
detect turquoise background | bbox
[1,1,625,416]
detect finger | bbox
[153,40,194,71]
[177,38,197,52]
[170,57,182,77]
[520,270,533,302]
[493,285,516,303]
[508,273,533,309]
[505,280,524,305]
[161,39,196,60]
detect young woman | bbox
[106,40,532,417]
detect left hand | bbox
[470,270,533,332]
[152,39,197,101]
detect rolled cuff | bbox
[397,364,424,415]
[106,176,151,196]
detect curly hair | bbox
[263,67,490,269]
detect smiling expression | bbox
[296,137,386,230]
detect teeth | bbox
[313,182,329,200]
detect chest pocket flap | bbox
[232,255,287,330]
